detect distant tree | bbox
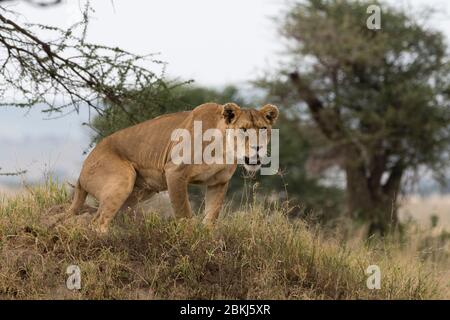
[259,0,450,235]
[90,84,247,143]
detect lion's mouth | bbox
[244,156,261,166]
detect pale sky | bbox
[9,0,287,86]
[1,0,450,188]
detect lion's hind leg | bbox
[83,159,137,234]
[67,180,88,216]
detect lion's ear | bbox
[259,104,279,125]
[222,103,241,124]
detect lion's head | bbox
[222,103,279,172]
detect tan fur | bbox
[68,102,278,233]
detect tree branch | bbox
[0,5,164,124]
[0,168,27,176]
[0,0,62,7]
[289,72,344,141]
[382,160,404,197]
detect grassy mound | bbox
[0,181,448,299]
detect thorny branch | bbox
[0,0,62,6]
[0,2,165,123]
[0,168,27,176]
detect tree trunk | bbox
[345,152,402,236]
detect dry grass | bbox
[0,180,449,300]
[400,195,450,230]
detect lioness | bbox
[68,102,278,233]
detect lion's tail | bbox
[67,179,87,215]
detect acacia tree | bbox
[260,0,450,234]
[0,3,166,115]
[0,1,177,175]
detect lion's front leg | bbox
[203,182,229,226]
[166,171,193,219]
